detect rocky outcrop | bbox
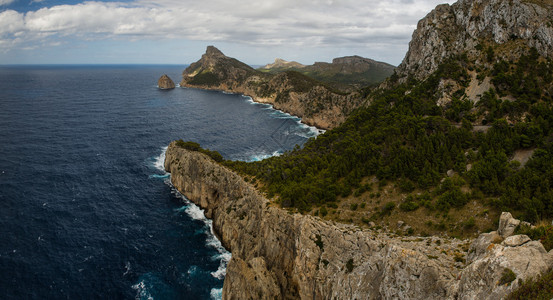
[164,143,553,299]
[157,74,175,89]
[457,212,553,299]
[396,0,553,81]
[180,46,364,129]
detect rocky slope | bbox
[157,74,175,89]
[396,0,553,81]
[180,46,363,129]
[165,143,553,299]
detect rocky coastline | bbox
[164,143,553,299]
[178,46,362,130]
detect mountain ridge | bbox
[261,55,395,90]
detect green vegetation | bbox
[188,71,220,86]
[499,268,517,286]
[222,50,553,225]
[175,140,224,162]
[516,223,553,251]
[507,268,553,300]
[314,234,324,251]
[345,258,355,273]
[259,57,395,91]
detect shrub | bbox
[516,224,553,251]
[381,202,395,215]
[314,234,324,251]
[175,139,224,162]
[345,258,354,273]
[320,206,328,217]
[507,268,553,300]
[399,198,419,212]
[499,268,517,286]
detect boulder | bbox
[498,212,520,238]
[502,235,531,247]
[158,74,175,89]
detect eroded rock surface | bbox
[396,0,553,81]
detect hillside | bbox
[180,46,364,129]
[225,0,553,239]
[260,55,395,90]
[170,0,553,298]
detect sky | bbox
[0,0,456,66]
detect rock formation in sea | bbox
[158,74,175,89]
[164,143,553,299]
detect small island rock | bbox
[158,74,175,89]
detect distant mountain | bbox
[260,55,395,90]
[261,58,306,70]
[180,46,364,129]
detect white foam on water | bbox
[210,288,223,300]
[123,261,131,276]
[247,150,282,162]
[184,203,206,221]
[170,185,232,281]
[294,122,325,139]
[187,265,198,275]
[153,146,168,172]
[238,94,324,143]
[132,280,154,300]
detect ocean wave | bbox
[210,288,223,300]
[169,181,231,282]
[295,122,325,139]
[132,279,154,300]
[148,174,170,179]
[247,150,282,162]
[153,146,168,172]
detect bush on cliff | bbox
[175,140,224,162]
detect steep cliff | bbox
[165,143,553,299]
[180,46,363,129]
[396,0,553,81]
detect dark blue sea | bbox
[0,65,321,299]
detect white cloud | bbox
[0,0,16,6]
[0,0,456,63]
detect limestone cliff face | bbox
[164,143,553,299]
[180,46,361,129]
[157,74,175,89]
[396,0,553,81]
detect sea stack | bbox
[157,74,175,89]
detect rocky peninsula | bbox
[179,46,362,130]
[165,142,553,299]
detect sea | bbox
[0,65,321,299]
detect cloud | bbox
[0,0,456,62]
[0,0,16,6]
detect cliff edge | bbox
[164,142,553,299]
